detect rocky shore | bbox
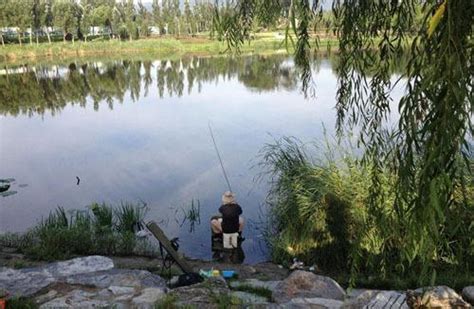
[1,251,473,308]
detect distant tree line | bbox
[0,0,423,47]
[0,0,215,46]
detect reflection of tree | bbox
[238,57,298,92]
[0,54,302,116]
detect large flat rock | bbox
[366,291,408,309]
[65,269,167,289]
[0,256,114,297]
[39,289,111,309]
[282,297,344,308]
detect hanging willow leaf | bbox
[213,0,473,284]
[427,0,446,38]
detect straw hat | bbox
[222,191,236,205]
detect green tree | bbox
[79,0,93,42]
[42,0,54,44]
[10,0,32,46]
[31,0,44,45]
[214,0,474,281]
[151,0,162,34]
[0,0,8,47]
[161,0,171,35]
[137,1,151,38]
[53,0,81,43]
[124,0,137,41]
[183,0,194,35]
[91,2,114,38]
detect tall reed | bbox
[260,137,473,286]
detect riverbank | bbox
[1,250,473,308]
[0,35,339,65]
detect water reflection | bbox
[0,55,304,117]
[0,53,407,263]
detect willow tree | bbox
[214,0,473,278]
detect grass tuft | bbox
[0,202,150,261]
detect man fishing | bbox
[210,191,244,249]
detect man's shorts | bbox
[223,232,239,249]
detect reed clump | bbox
[261,137,473,288]
[0,202,151,260]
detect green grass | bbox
[261,136,474,288]
[209,292,242,309]
[229,284,272,300]
[155,294,195,309]
[0,202,151,261]
[0,35,339,65]
[5,297,38,309]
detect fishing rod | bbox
[208,121,233,193]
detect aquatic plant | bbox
[180,199,201,233]
[3,202,152,260]
[115,201,148,233]
[261,137,473,286]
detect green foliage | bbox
[261,137,473,285]
[230,284,272,300]
[52,0,82,41]
[2,202,149,260]
[209,292,242,309]
[215,0,474,282]
[0,0,216,46]
[5,297,38,309]
[154,294,195,309]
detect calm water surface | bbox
[0,54,401,263]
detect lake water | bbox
[0,54,401,263]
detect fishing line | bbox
[208,121,233,193]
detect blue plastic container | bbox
[222,270,235,278]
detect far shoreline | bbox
[0,35,339,65]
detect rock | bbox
[131,287,166,308]
[283,297,344,308]
[462,286,474,305]
[366,291,408,309]
[272,271,345,304]
[96,288,113,300]
[229,278,281,292]
[39,289,109,309]
[407,286,470,308]
[108,286,136,295]
[0,256,114,297]
[172,277,230,308]
[341,290,379,308]
[0,266,55,297]
[230,291,268,304]
[35,290,58,304]
[65,269,166,289]
[46,256,114,277]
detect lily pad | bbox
[0,190,17,197]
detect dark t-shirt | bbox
[219,203,242,233]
